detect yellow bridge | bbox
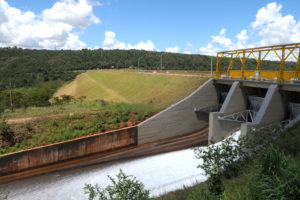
[216,43,300,82]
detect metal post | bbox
[241,50,246,80]
[296,48,300,78]
[227,54,234,75]
[216,53,220,78]
[280,46,285,82]
[257,51,261,71]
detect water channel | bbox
[0,131,240,200]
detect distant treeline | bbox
[0,81,62,113]
[1,47,296,90]
[0,47,297,113]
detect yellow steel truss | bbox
[216,43,300,82]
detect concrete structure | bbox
[209,79,300,142]
[209,81,247,142]
[139,78,300,144]
[1,78,300,180]
[240,84,286,137]
[138,79,218,144]
[0,127,137,176]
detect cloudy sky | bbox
[0,0,300,54]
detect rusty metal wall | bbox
[0,127,137,176]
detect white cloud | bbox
[252,2,300,46]
[251,2,282,28]
[199,2,300,59]
[184,42,198,54]
[199,43,220,56]
[166,46,179,53]
[0,0,100,49]
[236,29,248,42]
[212,28,232,49]
[42,0,100,27]
[102,31,155,51]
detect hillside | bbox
[54,70,208,108]
[0,47,295,90]
[0,47,214,90]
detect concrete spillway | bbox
[0,78,300,195]
[0,131,240,200]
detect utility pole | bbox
[9,80,13,111]
[160,53,163,71]
[138,57,141,71]
[210,56,213,77]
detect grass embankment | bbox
[0,101,155,155]
[156,123,300,200]
[1,70,207,155]
[54,70,207,108]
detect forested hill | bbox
[0,47,296,90]
[0,47,214,90]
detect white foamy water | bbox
[0,131,240,200]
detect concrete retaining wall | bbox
[209,81,247,142]
[138,79,218,144]
[241,84,286,136]
[0,127,137,176]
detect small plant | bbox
[84,169,150,200]
[122,122,128,127]
[100,99,107,106]
[52,119,59,127]
[74,122,85,130]
[194,136,243,196]
[0,120,15,146]
[63,126,74,139]
[25,122,33,132]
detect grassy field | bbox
[54,70,208,108]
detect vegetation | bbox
[0,47,296,91]
[194,136,243,196]
[156,122,300,200]
[84,169,150,200]
[0,81,63,113]
[54,70,207,108]
[0,100,155,155]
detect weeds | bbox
[0,101,155,155]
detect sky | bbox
[0,0,300,55]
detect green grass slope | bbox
[54,70,208,108]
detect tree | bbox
[0,120,15,146]
[84,169,150,200]
[193,136,243,196]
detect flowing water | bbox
[0,131,240,200]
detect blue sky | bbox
[1,0,300,54]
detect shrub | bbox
[51,119,59,127]
[84,169,150,200]
[193,135,243,196]
[249,144,300,200]
[194,136,243,178]
[25,122,33,132]
[63,126,74,139]
[0,120,15,145]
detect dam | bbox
[0,43,300,198]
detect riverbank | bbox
[156,122,300,200]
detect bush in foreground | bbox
[84,169,150,200]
